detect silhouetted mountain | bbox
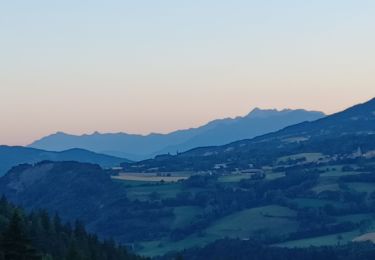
[0,162,126,226]
[125,97,375,172]
[0,99,374,257]
[0,161,175,244]
[29,108,325,160]
[0,146,129,176]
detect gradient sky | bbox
[1,0,375,145]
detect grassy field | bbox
[291,198,336,208]
[112,172,188,182]
[218,171,284,183]
[275,230,361,248]
[137,205,299,257]
[336,213,375,223]
[277,153,325,164]
[347,182,375,194]
[275,214,375,248]
[113,179,154,186]
[172,206,203,229]
[312,183,340,193]
[138,210,375,257]
[217,174,252,183]
[125,183,183,201]
[266,172,285,180]
[353,232,375,243]
[112,163,375,257]
[204,205,298,239]
[138,234,217,257]
[320,170,359,177]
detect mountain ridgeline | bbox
[0,146,129,176]
[124,98,375,173]
[0,98,374,258]
[29,108,325,161]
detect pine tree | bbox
[66,245,85,260]
[0,198,143,260]
[1,212,42,260]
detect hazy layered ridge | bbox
[124,97,375,173]
[0,146,129,176]
[29,108,325,161]
[1,98,375,257]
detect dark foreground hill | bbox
[0,161,173,244]
[125,97,375,172]
[0,196,144,260]
[0,146,129,176]
[29,108,324,160]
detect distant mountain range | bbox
[124,97,375,172]
[0,146,128,176]
[0,98,373,254]
[29,108,325,161]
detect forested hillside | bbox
[0,196,144,260]
[0,99,374,258]
[0,146,128,176]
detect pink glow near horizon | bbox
[1,1,375,145]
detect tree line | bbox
[0,196,146,260]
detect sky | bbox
[1,0,375,145]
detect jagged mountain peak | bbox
[29,107,325,161]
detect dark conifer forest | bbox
[0,196,145,260]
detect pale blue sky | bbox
[1,1,375,145]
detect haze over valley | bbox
[1,1,375,259]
